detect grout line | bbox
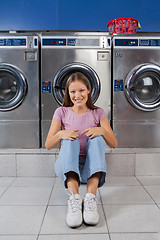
[135,176,160,210]
[36,178,56,239]
[98,187,111,237]
[9,177,17,186]
[134,153,136,176]
[135,175,144,186]
[37,233,111,236]
[0,177,17,198]
[15,154,18,177]
[109,231,160,234]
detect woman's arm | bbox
[81,116,118,149]
[99,116,118,148]
[45,118,79,150]
[45,118,62,150]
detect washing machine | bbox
[112,33,160,147]
[41,31,111,147]
[0,33,40,148]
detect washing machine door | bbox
[53,63,100,105]
[124,63,160,111]
[0,64,27,111]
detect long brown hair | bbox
[63,72,98,109]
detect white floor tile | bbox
[100,186,154,204]
[0,187,7,196]
[110,233,160,240]
[38,234,110,240]
[0,206,45,234]
[0,236,37,240]
[49,186,68,205]
[137,176,160,186]
[104,176,140,186]
[104,204,160,232]
[53,177,64,187]
[0,177,15,187]
[40,205,108,234]
[0,176,159,237]
[0,187,52,205]
[144,186,160,203]
[10,177,56,187]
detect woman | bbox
[45,72,118,228]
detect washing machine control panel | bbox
[115,39,138,46]
[115,38,160,47]
[42,38,66,46]
[42,38,99,47]
[0,37,38,48]
[67,38,99,46]
[42,37,110,48]
[139,39,160,46]
[0,38,26,46]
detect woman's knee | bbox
[61,138,80,150]
[88,136,106,146]
[58,138,80,161]
[87,136,106,155]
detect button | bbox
[25,51,37,61]
[97,52,110,61]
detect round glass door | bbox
[124,64,160,111]
[0,64,27,111]
[53,63,100,105]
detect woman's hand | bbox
[81,127,103,139]
[45,117,79,150]
[81,116,118,149]
[59,129,79,141]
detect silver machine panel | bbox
[112,34,160,147]
[41,31,111,147]
[0,34,40,148]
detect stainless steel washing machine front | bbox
[41,31,111,147]
[0,33,40,148]
[112,33,160,147]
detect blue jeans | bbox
[55,136,107,188]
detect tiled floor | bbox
[0,176,160,240]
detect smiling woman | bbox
[45,71,117,228]
[68,81,90,110]
[63,72,98,110]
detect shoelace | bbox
[66,188,81,213]
[84,195,98,211]
[69,197,81,212]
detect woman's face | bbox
[68,80,90,107]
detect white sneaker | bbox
[66,193,82,228]
[83,192,99,225]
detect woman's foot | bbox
[66,193,83,228]
[83,192,99,225]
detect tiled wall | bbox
[0,149,160,177]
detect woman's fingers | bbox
[81,128,89,135]
[81,127,101,139]
[62,129,79,140]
